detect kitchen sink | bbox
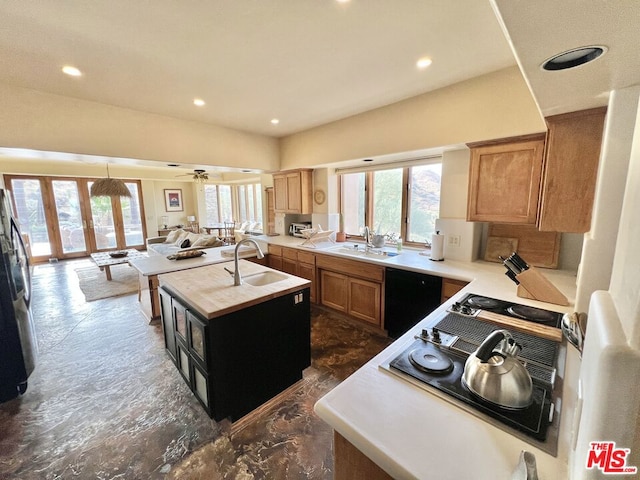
[243,271,288,286]
[330,246,399,259]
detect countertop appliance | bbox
[289,222,312,238]
[382,293,563,456]
[0,189,37,403]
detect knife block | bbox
[515,266,569,306]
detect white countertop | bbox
[129,243,267,276]
[141,233,583,478]
[286,236,581,480]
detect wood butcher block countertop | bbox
[158,260,311,320]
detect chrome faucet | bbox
[363,226,372,247]
[225,238,265,286]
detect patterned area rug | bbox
[75,264,139,301]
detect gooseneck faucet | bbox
[363,226,373,249]
[225,238,265,286]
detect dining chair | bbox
[223,221,236,245]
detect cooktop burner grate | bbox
[434,313,559,368]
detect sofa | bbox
[146,228,225,256]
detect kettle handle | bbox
[476,330,509,362]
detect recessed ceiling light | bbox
[363,158,374,162]
[416,57,432,70]
[62,65,82,77]
[336,0,351,3]
[193,98,206,107]
[167,164,181,167]
[542,46,607,71]
[271,118,280,125]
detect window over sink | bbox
[339,161,441,246]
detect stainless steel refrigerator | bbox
[0,188,37,403]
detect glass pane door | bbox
[87,182,117,250]
[52,180,87,254]
[9,178,52,259]
[120,182,144,247]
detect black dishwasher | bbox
[384,268,442,339]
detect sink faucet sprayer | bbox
[224,238,265,286]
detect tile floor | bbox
[0,259,392,479]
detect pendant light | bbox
[90,163,131,198]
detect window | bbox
[203,185,233,224]
[204,183,263,228]
[235,183,263,225]
[339,161,441,245]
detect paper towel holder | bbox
[430,230,445,261]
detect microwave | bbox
[289,222,312,237]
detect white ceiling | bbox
[492,0,640,117]
[0,1,638,171]
[0,0,516,138]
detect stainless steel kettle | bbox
[462,329,533,410]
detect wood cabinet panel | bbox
[273,175,288,211]
[316,254,384,282]
[282,258,298,275]
[320,270,348,312]
[334,432,393,480]
[467,135,545,224]
[348,277,381,326]
[268,244,283,256]
[297,262,316,304]
[282,246,298,261]
[268,255,283,271]
[441,278,469,304]
[273,169,313,214]
[538,107,606,232]
[297,251,316,265]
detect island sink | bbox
[243,271,288,286]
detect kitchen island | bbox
[129,243,266,322]
[158,260,311,421]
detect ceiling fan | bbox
[176,169,211,183]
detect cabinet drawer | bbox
[268,244,283,256]
[316,254,384,282]
[282,247,298,261]
[298,251,315,265]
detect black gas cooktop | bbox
[382,294,562,456]
[454,293,563,328]
[389,338,553,442]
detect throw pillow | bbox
[186,232,201,245]
[165,229,184,244]
[180,238,191,248]
[173,231,190,246]
[192,235,224,248]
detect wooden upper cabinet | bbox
[273,169,313,214]
[466,134,545,224]
[538,107,606,233]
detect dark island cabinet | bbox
[159,285,311,422]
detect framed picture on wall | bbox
[164,189,183,212]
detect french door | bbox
[5,175,146,263]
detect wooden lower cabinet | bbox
[348,277,381,325]
[320,270,348,312]
[268,245,317,303]
[441,278,469,304]
[317,255,384,327]
[334,432,393,480]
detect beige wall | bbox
[280,67,545,170]
[440,148,471,219]
[0,82,279,172]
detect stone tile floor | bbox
[0,259,392,479]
